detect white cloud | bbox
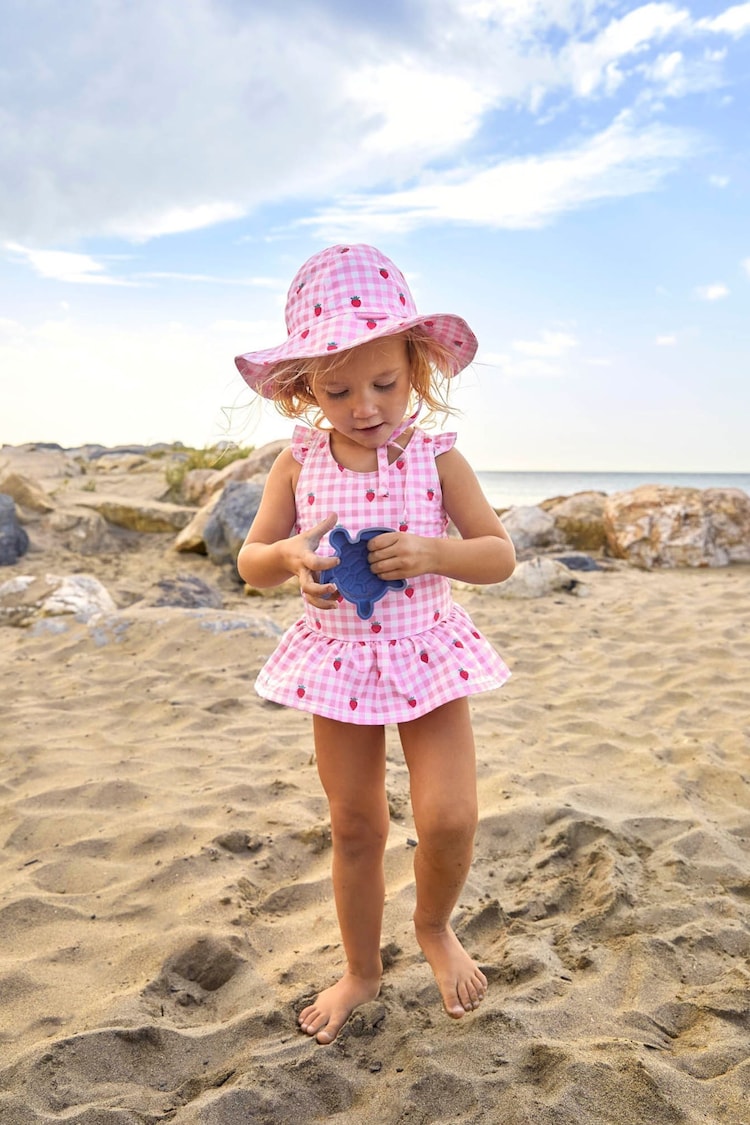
[302,114,697,236]
[112,203,246,243]
[650,50,684,82]
[695,283,730,300]
[656,334,677,345]
[454,0,589,34]
[709,174,730,187]
[742,258,750,277]
[697,3,750,36]
[137,272,283,288]
[476,349,566,377]
[563,3,690,98]
[0,3,407,244]
[637,48,723,98]
[4,242,133,285]
[476,330,577,377]
[0,0,739,247]
[343,63,491,156]
[512,330,578,357]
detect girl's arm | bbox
[236,448,340,604]
[367,447,515,585]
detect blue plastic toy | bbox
[328,526,407,620]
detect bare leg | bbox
[298,716,389,1044]
[399,698,488,1018]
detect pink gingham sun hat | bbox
[234,244,478,397]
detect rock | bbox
[141,574,224,609]
[486,556,585,598]
[0,472,55,513]
[88,452,150,473]
[77,494,195,533]
[541,491,607,551]
[213,831,263,854]
[702,487,750,563]
[203,481,265,565]
[76,443,174,460]
[173,491,222,554]
[0,573,117,627]
[207,439,288,494]
[604,486,750,569]
[180,440,289,507]
[502,505,562,555]
[0,495,30,565]
[25,605,284,641]
[0,444,83,481]
[180,468,220,505]
[555,553,602,572]
[49,508,116,554]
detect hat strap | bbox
[375,403,421,498]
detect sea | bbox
[476,471,750,510]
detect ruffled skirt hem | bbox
[254,602,511,725]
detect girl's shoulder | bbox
[411,427,457,457]
[290,424,327,464]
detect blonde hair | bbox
[258,328,460,429]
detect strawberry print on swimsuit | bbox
[253,425,511,725]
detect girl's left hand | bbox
[367,531,433,580]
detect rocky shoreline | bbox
[2,439,749,630]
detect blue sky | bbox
[1,0,748,471]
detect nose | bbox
[351,390,378,419]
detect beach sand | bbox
[1,501,749,1121]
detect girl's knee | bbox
[416,804,477,854]
[330,806,389,858]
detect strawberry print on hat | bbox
[234,244,478,396]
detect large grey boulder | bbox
[0,495,30,566]
[203,481,265,566]
[502,505,562,555]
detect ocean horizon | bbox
[477,470,750,510]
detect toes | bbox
[299,1006,325,1035]
[456,980,477,1012]
[299,1004,347,1043]
[452,969,488,1014]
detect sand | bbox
[1,465,749,1122]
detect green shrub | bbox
[163,444,255,498]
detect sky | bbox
[1,0,749,472]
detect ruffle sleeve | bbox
[431,431,457,457]
[291,424,319,465]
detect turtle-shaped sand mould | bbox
[328,526,407,620]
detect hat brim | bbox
[235,311,478,398]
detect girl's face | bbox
[312,335,412,450]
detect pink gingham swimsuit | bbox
[254,424,511,723]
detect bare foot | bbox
[298,970,381,1044]
[415,922,488,1018]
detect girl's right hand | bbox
[286,512,341,610]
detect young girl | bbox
[235,244,515,1044]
